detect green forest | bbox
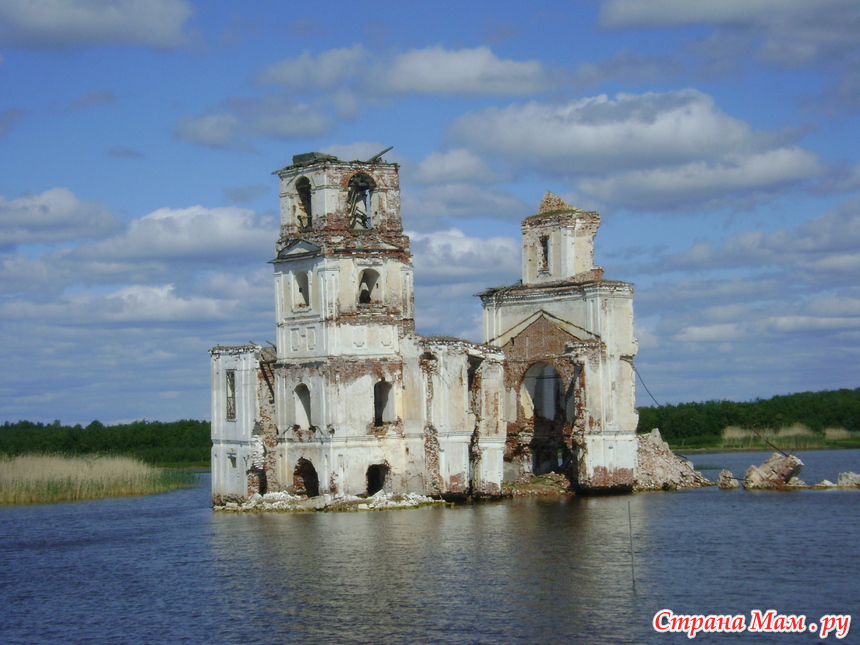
[637,387,860,449]
[0,419,209,468]
[1,387,858,466]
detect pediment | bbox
[498,310,598,347]
[273,240,321,261]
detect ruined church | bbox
[209,150,638,503]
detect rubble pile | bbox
[634,429,712,491]
[717,470,740,489]
[743,453,804,490]
[215,490,445,512]
[503,472,572,497]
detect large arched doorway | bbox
[293,457,320,497]
[521,362,575,476]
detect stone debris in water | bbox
[717,470,740,490]
[743,453,804,489]
[214,490,444,512]
[634,429,712,491]
[837,471,860,488]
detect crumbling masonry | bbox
[210,151,638,503]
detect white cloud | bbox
[174,96,332,151]
[453,90,825,211]
[665,195,860,273]
[379,46,556,95]
[0,187,120,248]
[0,0,193,49]
[409,149,495,185]
[578,147,824,211]
[453,90,764,174]
[599,0,860,108]
[174,113,246,151]
[403,183,529,230]
[263,44,559,96]
[258,45,368,90]
[76,204,276,263]
[410,228,520,283]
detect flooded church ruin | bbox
[210,150,638,504]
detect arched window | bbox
[294,384,311,429]
[295,176,312,228]
[293,457,319,497]
[374,380,393,427]
[366,463,389,496]
[522,362,563,421]
[358,269,380,305]
[348,173,376,229]
[293,271,310,308]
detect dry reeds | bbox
[0,454,195,505]
[720,425,852,451]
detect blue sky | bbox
[1,0,859,424]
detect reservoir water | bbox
[1,449,858,644]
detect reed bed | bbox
[719,425,860,451]
[0,454,196,505]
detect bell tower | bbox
[522,191,603,285]
[271,150,414,362]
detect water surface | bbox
[1,450,858,644]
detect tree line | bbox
[0,419,210,467]
[3,387,858,465]
[637,387,860,445]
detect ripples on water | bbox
[1,451,858,644]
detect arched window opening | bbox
[358,269,380,305]
[348,173,376,229]
[522,362,568,476]
[295,177,312,228]
[293,271,310,308]
[366,463,390,496]
[522,362,563,421]
[293,458,319,497]
[374,380,393,427]
[294,384,312,429]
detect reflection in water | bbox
[208,497,649,644]
[1,451,859,645]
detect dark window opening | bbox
[296,177,312,228]
[374,380,393,427]
[348,173,376,229]
[293,458,319,497]
[539,235,550,272]
[467,356,483,415]
[294,271,310,308]
[294,383,311,429]
[366,463,389,496]
[358,269,380,305]
[225,370,236,421]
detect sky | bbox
[1,0,859,425]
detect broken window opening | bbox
[294,383,312,429]
[225,369,236,421]
[348,173,376,229]
[366,463,390,496]
[539,235,550,273]
[522,362,568,476]
[522,362,563,421]
[293,271,310,308]
[296,176,312,228]
[374,380,393,427]
[293,458,319,497]
[358,269,380,305]
[467,356,483,415]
